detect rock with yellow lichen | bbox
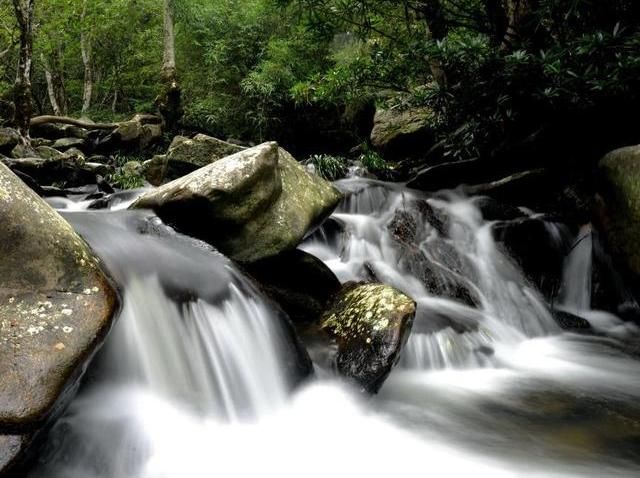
[0,163,119,475]
[321,282,416,393]
[130,142,343,263]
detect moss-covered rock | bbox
[131,142,342,263]
[370,107,434,160]
[321,282,416,393]
[597,145,640,275]
[167,134,245,168]
[0,163,119,432]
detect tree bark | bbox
[11,0,35,139]
[80,0,93,115]
[41,53,62,116]
[157,0,181,130]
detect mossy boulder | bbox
[597,145,640,275]
[0,163,119,432]
[370,106,435,160]
[167,134,245,168]
[131,142,342,263]
[321,282,416,393]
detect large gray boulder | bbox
[131,142,342,263]
[0,163,119,471]
[321,282,416,393]
[370,106,434,160]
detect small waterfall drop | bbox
[301,179,558,371]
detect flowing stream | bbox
[29,178,640,477]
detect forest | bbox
[2,1,640,477]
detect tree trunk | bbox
[413,0,448,87]
[80,0,93,115]
[12,0,35,139]
[157,0,181,130]
[41,53,62,116]
[504,0,541,48]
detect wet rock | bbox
[246,249,341,324]
[387,202,478,306]
[0,129,19,155]
[552,309,592,332]
[131,142,343,263]
[370,107,435,160]
[596,145,640,276]
[494,217,570,298]
[0,163,119,432]
[321,282,416,393]
[0,433,33,477]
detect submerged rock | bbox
[131,142,342,263]
[0,163,119,465]
[597,145,640,276]
[321,282,416,393]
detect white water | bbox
[30,180,640,477]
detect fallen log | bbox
[29,115,118,130]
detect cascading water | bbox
[29,178,640,477]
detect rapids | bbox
[28,178,640,477]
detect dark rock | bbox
[494,217,570,298]
[472,196,525,222]
[0,163,119,431]
[246,249,341,324]
[552,309,592,332]
[0,129,19,155]
[321,282,416,393]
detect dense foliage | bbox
[2,0,639,162]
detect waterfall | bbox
[301,179,558,370]
[28,180,640,478]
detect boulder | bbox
[97,115,163,152]
[321,282,416,393]
[34,146,65,160]
[0,164,118,465]
[0,129,19,155]
[160,134,246,181]
[246,249,341,324]
[52,137,86,152]
[142,155,168,186]
[30,123,88,141]
[370,107,434,160]
[131,142,343,263]
[597,145,640,276]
